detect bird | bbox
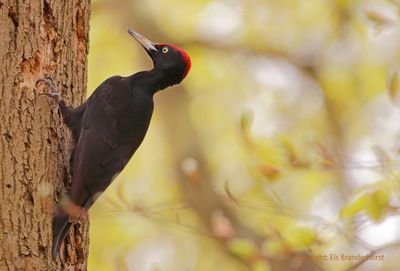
[39,28,191,260]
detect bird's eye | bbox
[162,46,169,54]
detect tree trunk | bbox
[0,1,90,270]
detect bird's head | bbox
[128,28,191,86]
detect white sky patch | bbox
[345,144,383,188]
[245,56,323,138]
[345,94,400,189]
[359,216,400,247]
[197,0,243,44]
[126,237,197,271]
[245,91,288,137]
[310,186,343,222]
[367,94,400,148]
[250,58,294,92]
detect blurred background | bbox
[87,0,400,270]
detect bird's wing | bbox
[67,76,143,207]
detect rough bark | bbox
[0,0,90,270]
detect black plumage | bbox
[46,29,191,260]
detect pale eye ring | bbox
[162,46,169,53]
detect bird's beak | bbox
[128,28,157,53]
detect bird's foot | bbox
[36,78,62,104]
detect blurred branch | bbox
[176,154,323,271]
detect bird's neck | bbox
[130,69,173,95]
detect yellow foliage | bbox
[283,226,317,251]
[227,238,258,260]
[261,239,285,257]
[340,190,390,222]
[340,194,369,219]
[366,190,390,222]
[252,260,272,271]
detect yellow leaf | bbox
[340,194,368,219]
[227,238,257,260]
[261,239,285,257]
[340,190,390,222]
[283,226,316,251]
[252,260,271,271]
[366,190,390,222]
[336,0,352,9]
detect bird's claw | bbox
[48,92,62,103]
[36,78,62,103]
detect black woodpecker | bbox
[43,28,191,260]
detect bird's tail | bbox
[52,211,71,260]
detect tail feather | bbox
[52,212,71,260]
